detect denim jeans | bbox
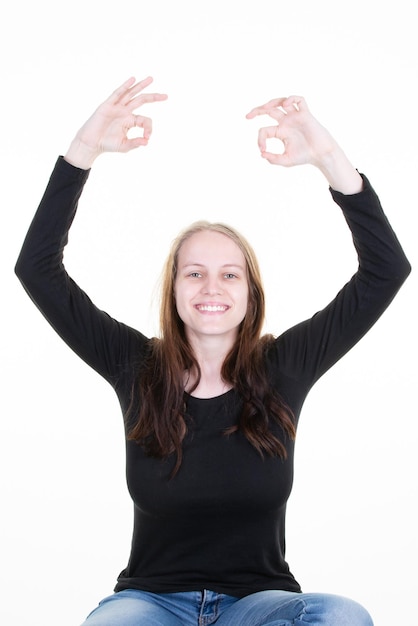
[80,588,374,625]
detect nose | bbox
[201,274,223,295]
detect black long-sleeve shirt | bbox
[15,157,411,598]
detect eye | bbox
[224,273,237,279]
[188,271,202,278]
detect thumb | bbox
[261,151,290,166]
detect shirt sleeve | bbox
[15,157,148,387]
[272,174,411,391]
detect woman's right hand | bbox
[64,76,168,169]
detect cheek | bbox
[241,284,254,315]
[243,284,250,307]
[237,286,250,318]
[173,278,184,304]
[173,282,189,319]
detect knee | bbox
[317,594,373,626]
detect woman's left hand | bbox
[246,96,363,194]
[246,96,339,168]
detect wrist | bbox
[315,146,363,194]
[64,138,100,170]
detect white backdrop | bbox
[1,1,417,624]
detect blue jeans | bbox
[80,588,374,625]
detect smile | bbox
[195,305,229,312]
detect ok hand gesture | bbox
[246,95,363,194]
[65,77,168,169]
[246,96,339,168]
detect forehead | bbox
[177,230,246,266]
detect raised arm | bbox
[15,77,168,383]
[246,95,411,388]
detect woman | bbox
[15,76,410,625]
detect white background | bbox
[1,1,417,624]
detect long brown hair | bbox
[127,221,295,476]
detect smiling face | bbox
[174,230,249,346]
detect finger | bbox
[133,115,153,140]
[261,151,280,164]
[257,125,283,152]
[108,77,137,104]
[247,106,287,124]
[261,151,289,166]
[281,95,308,113]
[121,136,150,153]
[120,76,155,104]
[246,97,287,119]
[128,92,168,112]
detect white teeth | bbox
[197,305,227,312]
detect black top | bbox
[15,157,411,598]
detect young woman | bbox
[15,76,410,625]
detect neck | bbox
[184,333,235,398]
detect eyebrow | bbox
[180,263,246,270]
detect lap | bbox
[216,590,374,625]
[80,588,373,626]
[80,590,184,626]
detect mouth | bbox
[195,304,230,312]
